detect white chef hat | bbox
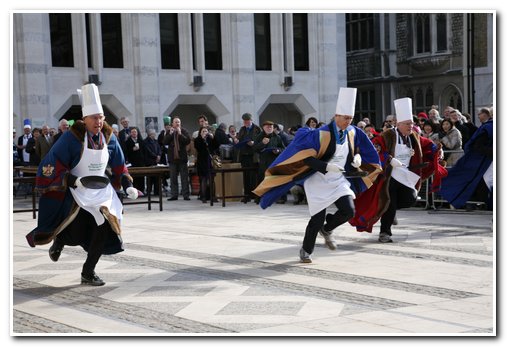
[335,87,357,116]
[77,83,104,118]
[394,97,413,123]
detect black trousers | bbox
[380,178,418,235]
[55,208,110,276]
[240,155,258,198]
[302,195,355,254]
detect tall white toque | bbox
[335,87,357,116]
[394,97,413,123]
[77,83,104,118]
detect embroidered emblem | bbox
[42,164,54,177]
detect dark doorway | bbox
[60,105,118,126]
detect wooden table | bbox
[12,165,171,218]
[210,166,258,207]
[123,166,169,211]
[13,166,37,219]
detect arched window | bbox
[416,14,430,54]
[411,13,449,56]
[436,14,448,52]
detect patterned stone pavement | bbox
[11,196,495,335]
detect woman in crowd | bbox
[435,118,463,167]
[194,126,216,203]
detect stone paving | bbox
[11,195,495,335]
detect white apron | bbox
[390,130,420,190]
[304,141,355,216]
[70,133,123,226]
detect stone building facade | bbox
[12,12,347,135]
[12,12,494,134]
[346,13,494,127]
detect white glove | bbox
[351,154,362,168]
[326,163,344,173]
[74,177,83,189]
[390,157,404,168]
[126,186,139,200]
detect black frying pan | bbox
[80,176,110,189]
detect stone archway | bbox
[257,94,317,130]
[440,84,463,112]
[163,95,229,135]
[53,93,129,128]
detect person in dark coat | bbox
[194,126,216,202]
[163,116,192,200]
[144,129,162,195]
[253,121,285,203]
[235,113,262,202]
[25,128,41,166]
[213,122,231,159]
[125,127,146,193]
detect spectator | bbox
[305,117,319,129]
[194,126,215,203]
[428,108,442,125]
[421,120,439,143]
[25,127,41,166]
[163,116,191,201]
[35,125,53,161]
[435,119,463,167]
[363,124,378,140]
[362,117,370,125]
[449,109,470,145]
[274,123,292,147]
[157,116,172,192]
[144,129,162,195]
[213,122,231,156]
[253,120,285,203]
[462,112,478,138]
[443,106,454,119]
[118,116,131,158]
[52,119,70,144]
[125,127,146,193]
[236,113,262,202]
[356,121,366,130]
[13,129,21,166]
[17,122,32,165]
[111,124,120,138]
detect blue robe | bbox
[253,121,381,209]
[25,121,131,254]
[440,119,493,208]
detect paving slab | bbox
[11,196,495,336]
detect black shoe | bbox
[81,272,105,286]
[201,199,207,203]
[167,197,178,201]
[378,232,393,243]
[184,197,191,201]
[49,241,64,262]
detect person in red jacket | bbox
[350,97,447,243]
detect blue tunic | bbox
[440,119,493,208]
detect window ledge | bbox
[407,54,450,71]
